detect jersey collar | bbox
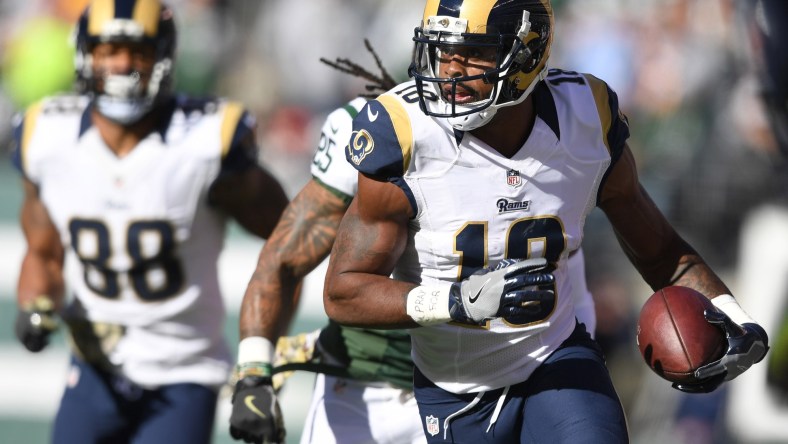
[532,81,560,140]
[79,97,176,142]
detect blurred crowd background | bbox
[0,0,785,443]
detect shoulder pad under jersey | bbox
[580,73,629,164]
[311,97,368,199]
[170,95,254,156]
[11,95,89,176]
[216,99,258,173]
[346,95,413,179]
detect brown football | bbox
[636,286,727,384]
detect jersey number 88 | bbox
[69,219,184,302]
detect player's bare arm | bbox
[209,133,289,239]
[15,178,65,352]
[239,179,349,340]
[324,173,418,329]
[598,144,730,298]
[17,178,65,309]
[601,143,767,393]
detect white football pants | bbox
[299,374,427,444]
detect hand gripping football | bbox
[636,286,727,384]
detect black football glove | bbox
[673,309,769,394]
[672,372,726,394]
[448,258,555,325]
[15,296,59,353]
[229,376,285,444]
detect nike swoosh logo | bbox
[244,395,267,419]
[329,123,339,134]
[468,277,492,303]
[367,106,379,122]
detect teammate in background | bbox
[229,38,598,444]
[11,1,288,443]
[323,1,769,442]
[725,0,788,441]
[229,41,424,444]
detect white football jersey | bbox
[310,97,368,199]
[13,94,259,388]
[347,70,630,393]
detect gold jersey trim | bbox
[220,102,245,158]
[584,73,613,155]
[21,101,45,173]
[377,94,414,174]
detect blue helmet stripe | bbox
[487,2,521,32]
[113,0,136,19]
[437,0,463,17]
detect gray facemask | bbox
[94,73,154,125]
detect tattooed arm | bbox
[238,179,350,341]
[232,178,348,442]
[323,173,419,329]
[598,144,731,297]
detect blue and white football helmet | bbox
[74,0,176,124]
[409,0,554,131]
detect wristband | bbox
[711,294,756,326]
[236,336,275,379]
[235,362,273,379]
[21,295,55,312]
[238,336,274,365]
[406,284,452,326]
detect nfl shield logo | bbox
[507,169,522,187]
[425,415,440,436]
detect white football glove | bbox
[448,258,555,325]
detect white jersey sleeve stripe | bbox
[312,176,353,204]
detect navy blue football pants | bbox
[413,323,629,443]
[52,356,218,444]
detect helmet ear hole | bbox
[521,40,543,74]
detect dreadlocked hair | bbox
[320,39,398,98]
